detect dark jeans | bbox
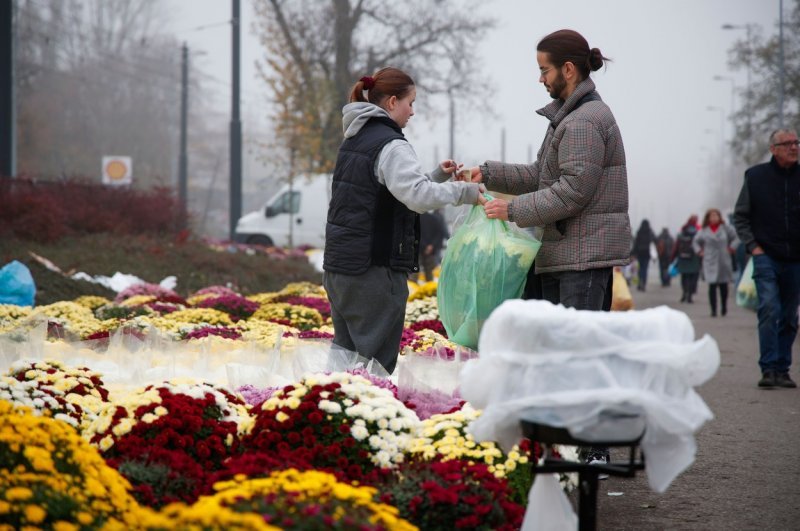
[636,254,650,290]
[658,257,671,286]
[540,267,613,311]
[752,254,800,374]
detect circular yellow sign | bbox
[105,160,128,180]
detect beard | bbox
[546,71,567,100]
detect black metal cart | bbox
[521,421,646,531]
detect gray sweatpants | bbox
[323,266,409,374]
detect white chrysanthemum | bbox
[318,399,342,414]
[85,380,253,451]
[267,372,420,468]
[351,425,369,441]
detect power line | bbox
[174,19,232,34]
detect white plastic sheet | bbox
[69,272,177,293]
[461,299,719,495]
[521,473,578,531]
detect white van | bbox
[234,173,332,248]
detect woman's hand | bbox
[483,198,509,220]
[440,159,463,177]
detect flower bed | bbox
[0,279,576,528]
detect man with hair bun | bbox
[462,28,631,471]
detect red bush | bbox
[1,178,183,241]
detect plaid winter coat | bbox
[482,78,631,274]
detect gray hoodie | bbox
[342,102,480,213]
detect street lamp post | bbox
[721,23,754,160]
[778,0,785,127]
[707,106,726,201]
[712,75,736,125]
[712,75,737,158]
[229,0,242,241]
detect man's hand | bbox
[483,198,509,221]
[455,166,483,183]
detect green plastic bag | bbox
[736,257,757,311]
[437,201,541,349]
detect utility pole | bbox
[500,128,506,162]
[229,0,243,240]
[178,42,189,230]
[448,88,455,160]
[778,0,785,127]
[0,0,14,178]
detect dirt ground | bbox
[585,275,800,530]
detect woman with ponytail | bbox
[323,66,485,375]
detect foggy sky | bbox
[169,0,779,234]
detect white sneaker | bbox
[588,454,610,480]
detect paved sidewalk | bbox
[588,276,800,530]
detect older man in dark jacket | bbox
[733,128,800,389]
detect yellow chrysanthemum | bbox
[118,295,156,307]
[185,293,216,306]
[72,296,111,311]
[408,281,438,301]
[0,304,32,323]
[0,401,141,527]
[207,470,417,530]
[245,292,281,305]
[277,281,327,298]
[28,301,107,339]
[250,303,323,330]
[409,406,528,479]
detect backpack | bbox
[676,233,694,259]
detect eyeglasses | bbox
[772,140,800,148]
[539,66,556,78]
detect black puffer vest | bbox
[324,116,420,275]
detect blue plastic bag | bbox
[0,260,36,306]
[668,260,679,278]
[437,201,541,349]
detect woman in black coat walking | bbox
[632,219,656,291]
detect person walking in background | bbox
[418,209,449,283]
[693,208,739,317]
[672,215,701,303]
[733,128,800,389]
[632,219,656,291]
[655,227,675,287]
[323,67,485,375]
[461,29,630,471]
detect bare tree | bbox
[727,0,800,164]
[14,0,197,187]
[251,0,495,176]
